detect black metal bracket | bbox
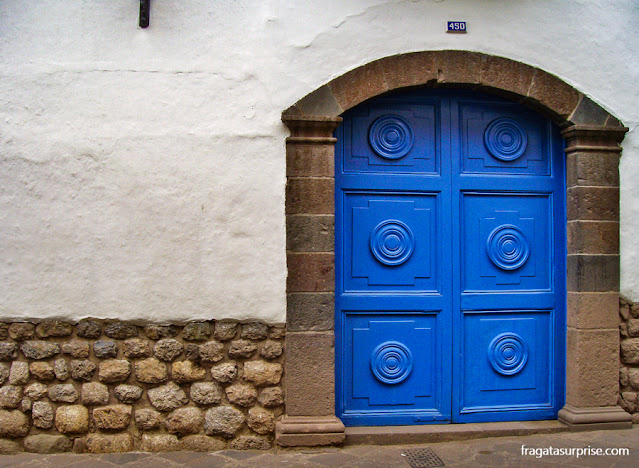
[139,0,150,28]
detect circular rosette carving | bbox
[371,341,413,384]
[486,224,530,271]
[368,115,414,159]
[484,118,528,161]
[488,333,528,376]
[370,220,414,266]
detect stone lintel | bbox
[558,404,632,431]
[276,415,345,447]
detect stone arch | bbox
[279,51,630,447]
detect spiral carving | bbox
[370,220,415,266]
[486,224,530,271]
[488,332,528,375]
[371,341,413,384]
[368,115,414,159]
[484,118,528,161]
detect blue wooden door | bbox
[335,90,565,426]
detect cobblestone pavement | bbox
[1,426,638,467]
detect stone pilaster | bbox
[559,125,631,430]
[278,116,345,447]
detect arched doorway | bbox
[279,51,629,446]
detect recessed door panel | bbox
[343,192,438,292]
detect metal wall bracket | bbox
[139,0,150,28]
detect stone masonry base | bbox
[0,319,284,454]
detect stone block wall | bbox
[619,297,639,423]
[0,319,284,454]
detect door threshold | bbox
[345,420,568,445]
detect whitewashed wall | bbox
[0,0,637,323]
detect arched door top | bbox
[283,51,623,129]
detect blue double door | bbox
[335,90,566,426]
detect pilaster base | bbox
[276,416,346,447]
[558,404,632,431]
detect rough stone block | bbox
[182,322,210,341]
[21,341,60,360]
[148,382,189,412]
[29,361,55,381]
[179,434,226,452]
[287,292,334,331]
[285,332,335,417]
[24,434,72,453]
[434,50,483,85]
[9,362,29,385]
[0,410,29,438]
[172,361,206,383]
[55,405,89,434]
[286,178,334,215]
[135,408,163,431]
[210,362,238,383]
[190,382,222,406]
[140,434,180,452]
[287,253,335,292]
[527,69,581,119]
[0,386,22,409]
[143,324,178,340]
[567,292,619,329]
[480,55,535,98]
[0,343,17,361]
[98,359,131,383]
[566,328,619,407]
[93,405,132,430]
[567,220,618,254]
[70,360,96,381]
[243,361,282,386]
[247,407,275,435]
[567,254,619,292]
[377,51,437,91]
[154,339,183,362]
[567,153,619,188]
[32,401,54,429]
[114,384,143,404]
[287,215,334,253]
[35,320,73,338]
[227,340,257,359]
[241,322,269,341]
[213,321,238,341]
[77,320,102,339]
[204,406,245,438]
[93,340,118,359]
[198,341,224,363]
[24,382,47,400]
[165,407,203,435]
[135,358,167,384]
[567,186,619,221]
[84,433,134,453]
[258,387,284,408]
[54,359,69,381]
[62,341,90,359]
[286,145,335,178]
[621,338,639,364]
[330,61,388,111]
[225,383,257,407]
[8,323,34,341]
[229,435,271,450]
[260,340,283,360]
[122,338,151,358]
[104,322,138,340]
[81,382,109,406]
[293,84,343,117]
[48,384,78,403]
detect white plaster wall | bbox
[0,0,638,323]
